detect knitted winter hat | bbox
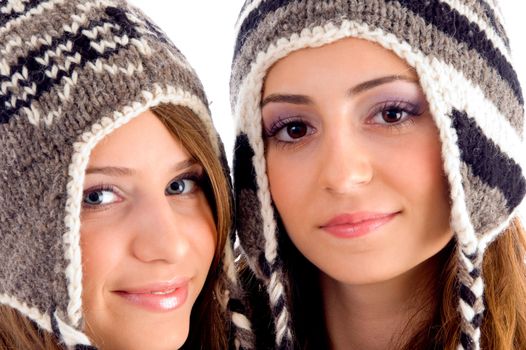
[230,1,525,349]
[0,0,251,348]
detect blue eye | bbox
[82,188,119,206]
[166,178,197,195]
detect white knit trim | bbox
[233,19,489,253]
[54,312,92,347]
[234,26,523,168]
[0,0,66,36]
[424,58,523,168]
[440,0,511,60]
[478,209,518,252]
[269,272,290,344]
[63,84,216,328]
[232,312,252,331]
[0,294,52,332]
[247,118,278,264]
[415,61,478,253]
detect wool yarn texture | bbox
[0,0,252,348]
[230,1,525,350]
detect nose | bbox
[319,129,374,194]
[130,196,190,264]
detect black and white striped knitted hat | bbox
[0,0,251,348]
[230,1,525,349]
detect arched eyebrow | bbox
[85,166,135,176]
[260,75,418,108]
[260,94,313,107]
[85,159,198,176]
[347,75,418,96]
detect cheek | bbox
[407,137,449,210]
[266,149,312,223]
[186,199,217,266]
[379,128,447,202]
[80,221,127,304]
[388,132,452,242]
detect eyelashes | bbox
[367,100,425,129]
[262,99,426,145]
[82,184,121,210]
[81,170,207,211]
[263,115,306,138]
[166,170,206,196]
[369,100,424,120]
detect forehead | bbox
[264,37,418,92]
[262,38,418,99]
[88,110,189,169]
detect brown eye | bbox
[267,118,315,144]
[382,108,405,123]
[286,122,308,139]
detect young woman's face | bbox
[262,38,452,286]
[80,110,216,350]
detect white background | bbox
[128,0,526,219]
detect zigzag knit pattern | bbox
[0,0,252,348]
[230,1,525,349]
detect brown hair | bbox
[283,217,526,349]
[0,104,232,350]
[0,306,62,349]
[153,104,232,350]
[424,217,526,350]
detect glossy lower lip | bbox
[114,283,189,312]
[321,212,399,238]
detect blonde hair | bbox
[0,104,232,350]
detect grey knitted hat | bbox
[0,0,251,348]
[230,1,525,349]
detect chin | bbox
[108,334,189,350]
[87,317,191,350]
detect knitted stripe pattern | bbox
[0,0,252,348]
[230,1,525,349]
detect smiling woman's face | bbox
[80,110,215,350]
[262,37,452,286]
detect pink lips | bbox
[114,279,189,312]
[321,212,399,238]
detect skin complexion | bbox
[261,38,453,349]
[80,110,216,350]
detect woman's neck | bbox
[320,256,441,350]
